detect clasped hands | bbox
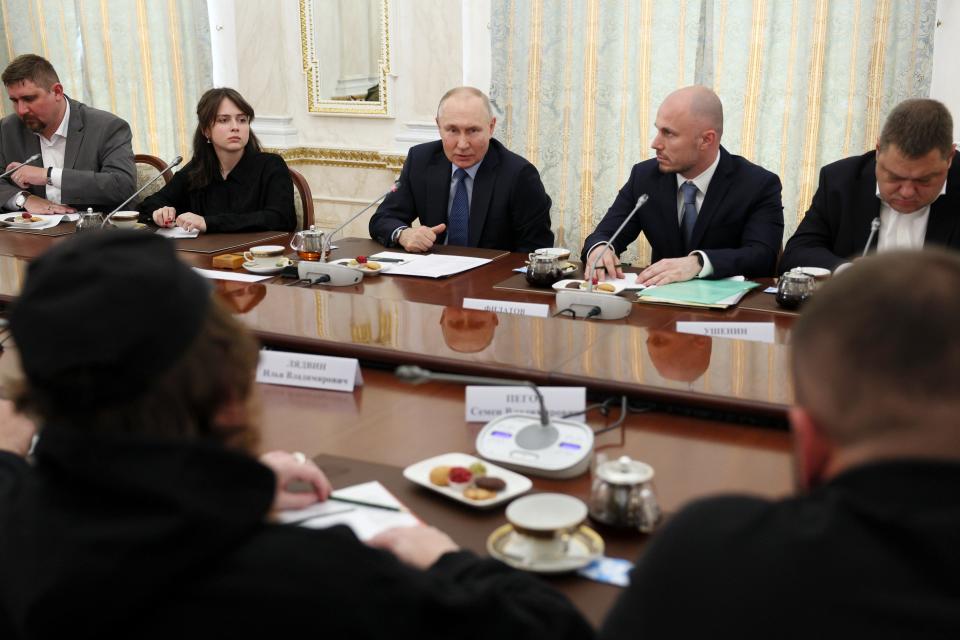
[585,245,702,287]
[152,207,207,233]
[398,223,446,253]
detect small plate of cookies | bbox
[332,257,389,275]
[403,452,532,509]
[551,278,626,294]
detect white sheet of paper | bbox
[386,254,491,278]
[278,481,419,541]
[155,226,199,238]
[192,267,272,282]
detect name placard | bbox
[463,297,550,318]
[465,386,586,422]
[256,350,364,392]
[675,321,775,344]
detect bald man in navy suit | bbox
[583,86,783,286]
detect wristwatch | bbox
[14,191,29,210]
[46,167,53,186]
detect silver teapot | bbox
[290,225,327,262]
[589,455,661,532]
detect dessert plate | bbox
[403,452,532,509]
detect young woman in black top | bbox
[138,88,296,233]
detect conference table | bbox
[0,226,797,627]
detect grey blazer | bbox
[0,97,136,211]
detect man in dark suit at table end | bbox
[369,87,553,253]
[582,85,783,286]
[0,54,135,214]
[601,249,960,639]
[780,98,959,273]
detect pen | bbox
[328,495,404,512]
[368,256,406,263]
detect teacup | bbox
[111,211,139,229]
[533,247,572,261]
[505,493,587,563]
[243,245,288,269]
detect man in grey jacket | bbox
[0,54,135,214]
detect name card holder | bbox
[256,350,364,392]
[675,321,775,344]
[465,386,586,422]
[463,297,550,318]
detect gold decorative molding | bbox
[300,0,392,117]
[270,146,405,172]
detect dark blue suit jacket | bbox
[369,138,553,253]
[581,146,783,278]
[779,150,960,273]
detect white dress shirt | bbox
[875,181,944,252]
[5,101,69,209]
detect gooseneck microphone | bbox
[862,217,880,258]
[396,365,550,428]
[588,194,649,291]
[0,153,42,180]
[322,180,400,259]
[102,155,183,228]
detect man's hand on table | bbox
[0,399,36,457]
[260,450,332,511]
[585,244,623,281]
[399,224,446,253]
[368,525,460,569]
[24,195,75,215]
[637,255,701,286]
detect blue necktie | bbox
[447,168,469,246]
[680,181,698,250]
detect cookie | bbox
[475,476,506,492]
[463,487,496,501]
[429,465,452,486]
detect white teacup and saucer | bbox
[243,245,291,275]
[487,493,603,573]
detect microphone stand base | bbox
[475,414,594,478]
[297,262,364,286]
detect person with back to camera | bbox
[0,230,593,640]
[601,249,960,639]
[138,87,296,234]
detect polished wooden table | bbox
[0,228,796,627]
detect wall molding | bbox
[253,115,300,148]
[270,146,406,171]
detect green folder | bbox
[636,279,760,308]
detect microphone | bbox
[861,217,880,258]
[322,180,399,259]
[396,365,550,428]
[0,153,42,180]
[395,364,595,479]
[589,194,649,292]
[101,155,183,227]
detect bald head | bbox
[664,85,724,136]
[437,86,493,120]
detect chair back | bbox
[134,154,173,204]
[289,167,314,230]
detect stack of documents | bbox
[370,252,491,278]
[636,278,760,309]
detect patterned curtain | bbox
[491,0,937,263]
[0,0,212,163]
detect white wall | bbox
[930,2,960,129]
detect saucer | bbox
[487,523,604,573]
[242,259,290,275]
[797,266,831,278]
[533,247,572,260]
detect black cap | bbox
[10,230,212,404]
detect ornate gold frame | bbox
[299,0,392,117]
[271,146,405,172]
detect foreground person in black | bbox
[0,231,593,640]
[601,249,960,640]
